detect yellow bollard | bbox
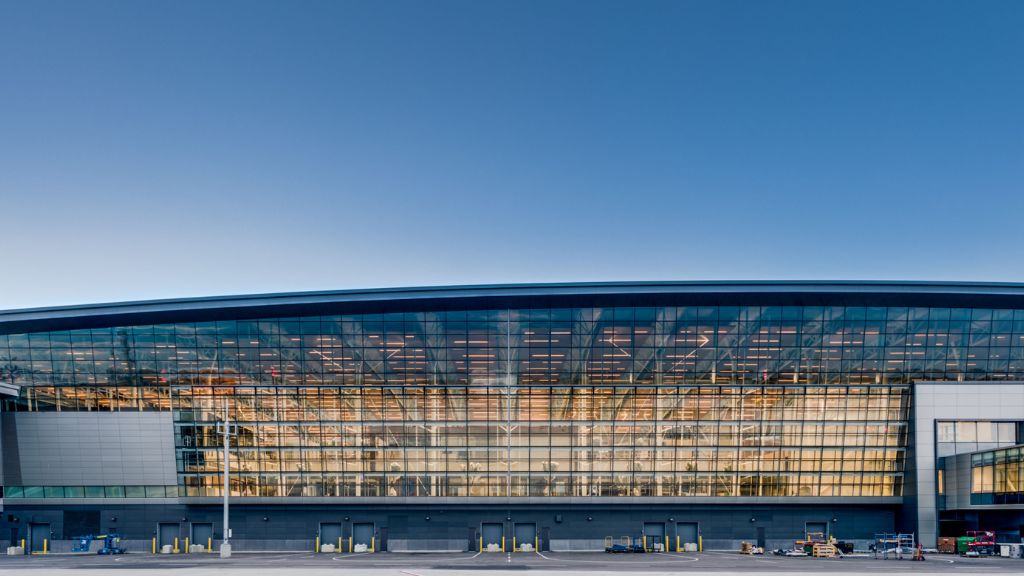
[349,536,353,553]
[502,536,505,553]
[152,537,156,554]
[665,536,669,552]
[699,534,703,552]
[174,537,179,554]
[677,535,680,552]
[479,536,482,552]
[21,539,26,555]
[316,536,320,553]
[513,536,516,552]
[371,536,375,553]
[185,537,189,554]
[43,539,48,555]
[338,537,342,552]
[643,535,647,551]
[535,535,538,551]
[208,537,212,554]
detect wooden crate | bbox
[937,537,957,554]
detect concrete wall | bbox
[1,412,176,486]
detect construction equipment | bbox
[965,531,995,555]
[72,534,126,555]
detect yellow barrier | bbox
[677,535,680,552]
[152,537,156,554]
[43,539,48,555]
[338,537,342,552]
[643,535,647,551]
[208,537,212,554]
[513,536,516,552]
[316,536,320,553]
[185,537,189,554]
[21,539,26,555]
[502,536,505,553]
[371,536,375,553]
[535,535,538,551]
[699,535,703,552]
[665,536,669,552]
[350,536,353,553]
[479,536,482,552]
[174,537,179,554]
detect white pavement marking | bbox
[331,553,371,560]
[535,551,699,564]
[331,552,481,563]
[654,552,701,562]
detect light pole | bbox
[216,398,237,558]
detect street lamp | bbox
[216,398,237,558]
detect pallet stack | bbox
[812,543,837,558]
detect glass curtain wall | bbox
[4,305,1024,498]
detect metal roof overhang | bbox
[3,280,1024,334]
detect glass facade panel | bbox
[970,446,1024,504]
[4,304,1024,499]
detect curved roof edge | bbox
[3,280,1024,333]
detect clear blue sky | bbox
[1,0,1022,310]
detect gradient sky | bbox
[2,0,1023,310]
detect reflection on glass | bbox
[3,305,1023,498]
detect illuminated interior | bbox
[4,305,1023,499]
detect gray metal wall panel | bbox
[912,382,1024,548]
[2,412,175,486]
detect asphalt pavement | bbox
[1,549,1021,575]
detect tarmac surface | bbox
[1,550,1022,575]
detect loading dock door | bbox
[191,523,213,549]
[514,523,537,550]
[805,521,828,539]
[320,523,342,550]
[353,522,374,550]
[643,522,666,551]
[481,522,504,550]
[158,523,179,549]
[29,523,49,553]
[676,522,698,551]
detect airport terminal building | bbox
[1,282,1023,553]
